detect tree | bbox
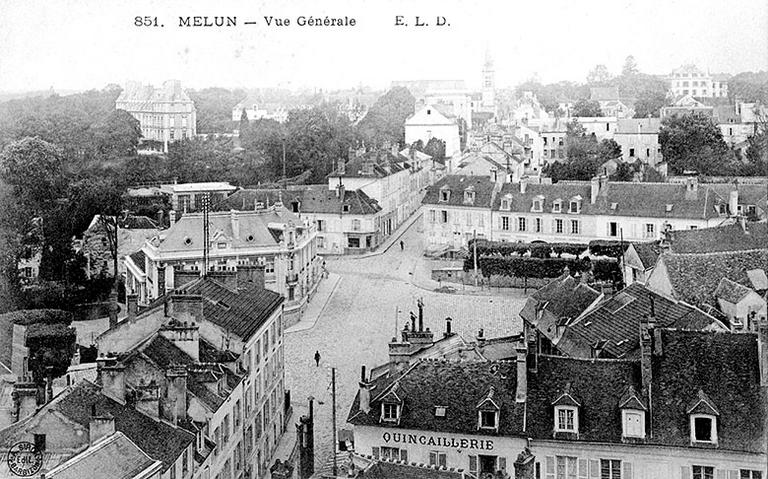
[572,99,603,117]
[659,113,735,174]
[587,64,612,85]
[597,139,622,161]
[0,137,65,212]
[727,71,768,104]
[621,56,639,77]
[738,113,768,176]
[543,120,602,181]
[188,87,247,134]
[424,138,446,161]
[93,109,142,159]
[633,89,668,118]
[357,87,415,148]
[610,162,635,181]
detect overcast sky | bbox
[0,0,766,93]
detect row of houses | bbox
[421,174,768,251]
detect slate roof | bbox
[666,222,768,254]
[176,277,283,341]
[141,334,195,368]
[615,118,661,134]
[632,242,662,269]
[493,180,767,220]
[364,459,464,479]
[53,381,194,471]
[348,329,766,453]
[329,151,408,178]
[219,186,381,216]
[559,283,722,358]
[128,250,146,274]
[530,274,601,322]
[422,175,497,208]
[47,432,161,479]
[660,249,768,305]
[714,277,756,304]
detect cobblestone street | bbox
[283,218,527,469]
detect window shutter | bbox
[681,466,690,479]
[726,471,739,479]
[715,470,726,479]
[589,460,599,478]
[372,447,379,459]
[623,462,633,479]
[439,453,447,468]
[578,459,588,479]
[400,449,407,463]
[469,455,478,475]
[552,219,557,233]
[429,452,436,466]
[499,457,507,472]
[546,456,555,479]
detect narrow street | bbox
[283,217,527,469]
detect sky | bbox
[0,0,766,93]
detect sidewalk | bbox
[341,211,423,260]
[272,403,308,463]
[285,273,342,333]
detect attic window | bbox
[464,191,476,205]
[479,410,497,429]
[381,403,399,422]
[554,406,578,433]
[610,203,618,210]
[343,205,350,213]
[439,190,451,202]
[552,200,562,213]
[217,242,227,249]
[184,237,193,246]
[691,415,717,444]
[501,199,510,210]
[532,198,543,212]
[434,406,447,418]
[246,234,255,242]
[665,204,673,212]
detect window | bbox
[535,218,542,233]
[553,201,562,213]
[429,210,436,223]
[644,223,655,239]
[555,219,564,234]
[693,466,714,479]
[622,410,645,438]
[479,410,497,429]
[741,470,763,479]
[518,217,527,232]
[501,199,510,210]
[464,191,475,204]
[182,450,189,475]
[382,403,398,422]
[441,211,448,223]
[170,463,177,479]
[317,220,325,232]
[569,201,579,213]
[600,459,621,479]
[466,212,472,226]
[265,261,275,274]
[502,216,510,231]
[352,219,361,231]
[608,222,618,237]
[555,406,577,433]
[440,190,450,202]
[691,415,716,443]
[429,451,447,468]
[629,148,635,157]
[532,200,542,212]
[556,456,577,479]
[646,148,650,157]
[566,220,578,235]
[380,447,406,461]
[543,137,548,145]
[718,203,727,215]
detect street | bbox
[283,217,527,469]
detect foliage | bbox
[0,137,66,212]
[659,113,735,175]
[737,125,768,176]
[587,64,612,85]
[727,71,768,104]
[621,56,639,77]
[424,138,446,161]
[188,87,247,134]
[93,109,142,158]
[610,162,636,181]
[357,87,415,148]
[514,80,588,114]
[572,99,602,117]
[0,308,74,326]
[26,322,76,385]
[633,88,668,118]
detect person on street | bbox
[400,240,404,251]
[314,350,321,367]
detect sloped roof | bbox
[666,222,768,254]
[661,249,768,305]
[616,118,661,135]
[530,274,600,322]
[405,105,457,126]
[422,175,497,208]
[128,250,146,274]
[47,432,162,479]
[219,186,381,216]
[141,334,195,368]
[53,381,194,471]
[632,242,662,269]
[714,277,756,304]
[329,151,408,179]
[176,278,283,341]
[559,283,722,358]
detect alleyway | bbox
[283,217,527,469]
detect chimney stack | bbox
[107,290,119,328]
[89,405,115,445]
[520,177,527,194]
[126,294,138,321]
[639,316,655,397]
[417,298,424,332]
[231,210,240,239]
[729,189,739,216]
[758,317,768,387]
[163,367,188,425]
[97,357,126,404]
[515,345,527,403]
[159,319,200,361]
[590,176,600,204]
[684,176,698,201]
[476,328,486,347]
[358,366,371,413]
[444,317,453,338]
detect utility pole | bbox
[331,367,338,477]
[473,229,478,287]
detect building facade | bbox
[405,105,462,158]
[668,65,729,98]
[613,118,663,166]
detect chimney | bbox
[639,315,656,396]
[729,189,739,216]
[135,381,161,419]
[758,317,768,387]
[11,380,38,422]
[163,367,188,425]
[590,176,600,204]
[410,312,416,332]
[358,366,371,413]
[338,158,346,176]
[107,290,119,328]
[515,345,527,403]
[520,177,527,194]
[169,209,177,224]
[89,406,115,445]
[156,209,164,228]
[417,298,424,332]
[164,294,204,324]
[159,319,200,361]
[127,294,138,321]
[231,210,240,238]
[476,328,486,347]
[97,358,126,404]
[684,176,698,200]
[443,317,453,338]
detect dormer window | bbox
[378,383,403,424]
[501,198,510,210]
[569,197,582,214]
[464,189,476,205]
[479,410,497,429]
[552,200,562,213]
[532,196,544,212]
[434,406,447,418]
[439,189,451,202]
[619,386,647,439]
[554,406,578,433]
[687,390,719,445]
[476,386,500,432]
[382,403,399,422]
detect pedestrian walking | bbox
[314,350,321,367]
[400,240,404,251]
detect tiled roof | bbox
[530,274,600,322]
[329,151,408,178]
[47,432,161,479]
[660,249,768,305]
[0,310,73,372]
[365,459,464,479]
[493,180,767,220]
[176,278,283,341]
[54,381,194,471]
[666,222,768,254]
[219,186,381,216]
[615,118,661,134]
[422,175,497,208]
[559,283,722,358]
[141,334,195,368]
[128,250,146,274]
[349,329,766,453]
[714,277,753,304]
[632,242,662,269]
[157,207,301,252]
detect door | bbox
[479,455,497,476]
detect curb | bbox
[285,273,342,334]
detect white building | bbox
[613,118,663,166]
[668,64,730,98]
[405,105,461,159]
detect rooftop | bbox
[218,186,381,216]
[666,221,768,254]
[422,175,497,208]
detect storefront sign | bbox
[382,432,494,451]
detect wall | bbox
[97,308,167,354]
[423,205,493,249]
[614,133,662,166]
